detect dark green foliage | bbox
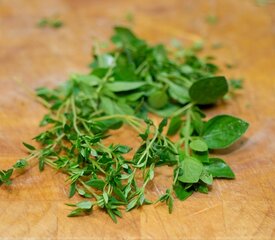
[1,26,248,222]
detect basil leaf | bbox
[202,115,249,149]
[189,76,228,104]
[204,158,235,179]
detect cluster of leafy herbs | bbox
[0,26,248,223]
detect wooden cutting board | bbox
[0,0,274,239]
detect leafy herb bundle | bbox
[0,26,248,222]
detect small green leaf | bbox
[69,182,76,198]
[158,118,168,133]
[106,81,146,92]
[192,150,209,163]
[189,76,228,104]
[178,157,203,183]
[204,158,235,179]
[23,142,36,151]
[200,169,213,185]
[39,157,45,171]
[198,184,209,193]
[168,84,190,105]
[113,187,127,202]
[148,91,168,109]
[190,139,208,152]
[76,201,92,209]
[126,198,138,211]
[167,195,174,214]
[13,159,28,169]
[202,115,249,149]
[67,208,83,217]
[85,179,105,190]
[174,183,193,201]
[167,116,182,136]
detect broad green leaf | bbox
[202,115,249,149]
[167,116,182,136]
[106,81,146,92]
[190,139,208,152]
[204,158,235,179]
[189,76,228,104]
[178,157,203,183]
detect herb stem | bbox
[184,108,192,156]
[71,96,81,135]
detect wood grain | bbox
[0,0,275,239]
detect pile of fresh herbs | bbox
[0,26,248,222]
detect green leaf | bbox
[167,195,174,214]
[173,183,193,201]
[23,142,36,151]
[168,84,190,105]
[69,182,76,198]
[167,116,182,136]
[197,184,208,193]
[39,157,45,171]
[85,179,105,190]
[204,158,235,179]
[190,139,208,152]
[126,198,138,211]
[67,208,83,217]
[178,157,203,183]
[113,187,127,202]
[202,115,249,149]
[13,159,28,169]
[106,81,146,92]
[158,118,168,133]
[148,91,168,109]
[191,150,209,163]
[189,76,228,104]
[76,201,92,209]
[200,169,213,185]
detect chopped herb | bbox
[1,26,248,222]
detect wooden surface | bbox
[0,0,275,239]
